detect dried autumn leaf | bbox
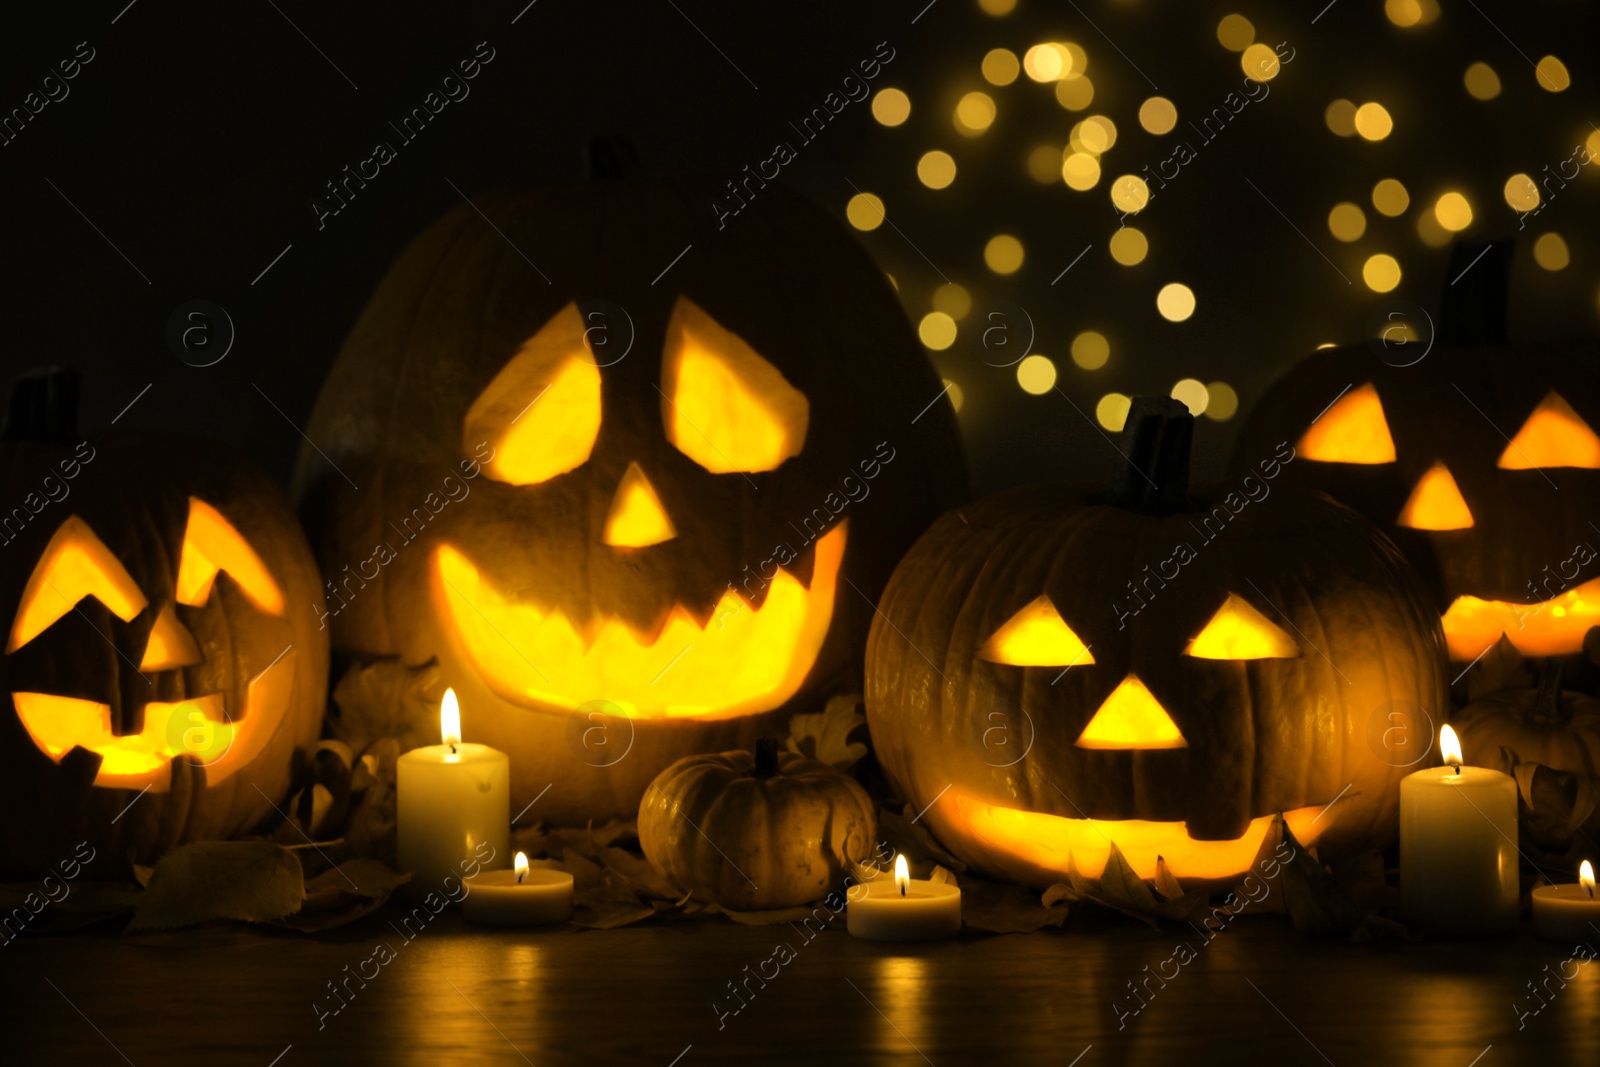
[959,876,1068,934]
[786,693,869,770]
[879,802,966,872]
[1464,634,1534,702]
[329,658,443,754]
[128,842,304,931]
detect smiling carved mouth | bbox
[1440,576,1600,661]
[951,790,1327,882]
[435,523,846,721]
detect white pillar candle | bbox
[1400,725,1518,934]
[1532,861,1600,942]
[847,856,961,942]
[464,852,575,926]
[397,689,510,901]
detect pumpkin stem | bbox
[1106,396,1196,516]
[1438,239,1511,347]
[2,366,80,446]
[1530,656,1569,726]
[586,136,642,180]
[753,737,781,778]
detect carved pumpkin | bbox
[293,171,966,825]
[638,738,875,910]
[1453,658,1600,776]
[0,370,327,876]
[1232,241,1600,664]
[866,398,1448,889]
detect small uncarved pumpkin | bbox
[1453,658,1600,775]
[638,738,875,910]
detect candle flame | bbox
[894,854,909,897]
[515,851,529,885]
[1439,723,1463,770]
[441,688,461,749]
[1582,860,1595,899]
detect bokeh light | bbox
[1023,43,1070,82]
[1061,152,1101,191]
[846,192,884,231]
[1503,173,1540,212]
[1535,55,1570,92]
[1363,254,1402,292]
[1463,62,1501,100]
[942,378,965,413]
[1109,227,1148,265]
[1434,192,1473,231]
[1205,382,1240,421]
[985,233,1025,274]
[1139,97,1178,135]
[1157,283,1196,322]
[1354,103,1393,140]
[1071,331,1110,370]
[1075,115,1118,153]
[1217,14,1254,51]
[1096,393,1132,431]
[1328,202,1367,242]
[978,0,1017,14]
[1171,378,1209,416]
[1325,99,1357,137]
[933,282,971,319]
[1241,43,1280,82]
[982,48,1020,87]
[1016,354,1057,394]
[1026,144,1062,183]
[955,91,997,135]
[918,150,957,189]
[1055,76,1094,110]
[919,311,957,350]
[1111,174,1150,213]
[1534,233,1570,271]
[1372,178,1410,216]
[872,89,910,127]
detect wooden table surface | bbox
[5,907,1596,1066]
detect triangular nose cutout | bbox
[139,603,202,670]
[603,463,677,548]
[1396,461,1474,530]
[1075,674,1187,750]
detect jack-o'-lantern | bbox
[0,370,327,876]
[1232,240,1600,664]
[293,171,966,825]
[866,398,1447,889]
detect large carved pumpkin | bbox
[1231,241,1600,664]
[293,172,966,825]
[0,370,327,877]
[866,398,1447,889]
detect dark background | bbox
[2,0,1596,493]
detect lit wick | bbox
[441,687,462,756]
[894,854,910,898]
[1582,860,1596,901]
[515,851,529,886]
[1440,723,1464,778]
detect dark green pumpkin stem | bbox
[2,366,79,446]
[1529,657,1569,726]
[1438,239,1511,347]
[1108,396,1195,516]
[753,737,780,778]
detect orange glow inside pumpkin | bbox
[1185,593,1299,659]
[1498,391,1600,470]
[464,303,603,487]
[1396,461,1474,530]
[978,595,1094,666]
[176,498,285,614]
[951,789,1325,881]
[138,603,201,670]
[662,297,809,474]
[1297,382,1396,464]
[1440,576,1600,659]
[1076,674,1187,749]
[602,463,677,548]
[434,523,846,720]
[7,516,148,653]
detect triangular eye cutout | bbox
[1185,593,1299,659]
[177,498,285,614]
[662,297,809,474]
[465,303,603,486]
[1396,461,1475,530]
[1076,675,1187,749]
[978,595,1095,667]
[1296,382,1396,464]
[1498,391,1600,470]
[7,515,147,653]
[603,463,677,548]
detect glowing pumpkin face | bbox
[1233,243,1600,663]
[293,177,966,825]
[867,400,1447,888]
[0,411,326,877]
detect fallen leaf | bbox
[707,903,821,926]
[879,803,966,872]
[1463,634,1534,702]
[279,859,412,933]
[1053,845,1207,928]
[787,693,869,770]
[1275,819,1367,937]
[329,658,443,754]
[128,842,304,931]
[958,877,1068,934]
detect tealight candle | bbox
[397,689,510,901]
[1400,724,1518,934]
[847,855,961,942]
[1532,861,1600,942]
[464,851,575,927]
